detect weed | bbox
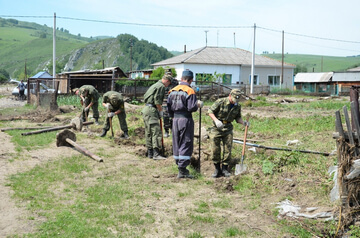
[186,232,203,238]
[224,227,247,237]
[233,175,255,194]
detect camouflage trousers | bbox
[81,98,99,120]
[210,129,233,165]
[142,106,162,150]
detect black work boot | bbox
[177,167,194,179]
[147,149,154,159]
[94,118,99,125]
[99,129,108,137]
[212,163,223,178]
[222,164,231,177]
[121,131,129,139]
[153,148,166,160]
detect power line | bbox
[1,15,360,45]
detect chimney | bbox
[184,45,186,53]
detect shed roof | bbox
[57,67,127,77]
[30,71,52,79]
[333,72,360,82]
[152,46,295,68]
[294,72,333,83]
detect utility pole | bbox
[53,12,56,88]
[281,30,284,90]
[130,39,133,72]
[233,32,236,48]
[204,30,209,46]
[250,23,256,95]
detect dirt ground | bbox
[0,86,338,237]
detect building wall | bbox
[156,64,294,89]
[241,66,293,89]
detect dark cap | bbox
[182,69,193,78]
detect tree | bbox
[0,68,9,83]
[150,67,165,79]
[294,64,308,75]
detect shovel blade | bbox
[235,163,247,175]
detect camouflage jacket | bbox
[143,80,165,106]
[102,91,124,110]
[208,97,241,132]
[79,85,99,103]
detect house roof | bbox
[152,46,295,68]
[294,72,333,83]
[333,72,360,82]
[30,71,52,79]
[58,67,127,77]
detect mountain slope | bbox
[263,53,360,72]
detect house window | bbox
[195,73,212,85]
[223,74,232,85]
[249,75,258,85]
[268,75,280,86]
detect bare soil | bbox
[0,86,337,237]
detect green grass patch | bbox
[6,129,57,152]
[224,227,247,237]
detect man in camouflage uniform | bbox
[142,74,172,160]
[100,91,129,139]
[76,85,100,125]
[208,89,249,178]
[162,70,179,138]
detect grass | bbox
[2,93,346,237]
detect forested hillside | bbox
[0,18,174,80]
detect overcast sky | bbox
[1,0,360,57]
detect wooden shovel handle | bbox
[241,116,250,157]
[241,124,249,157]
[65,138,103,162]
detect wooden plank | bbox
[335,110,344,137]
[351,102,360,143]
[343,105,357,156]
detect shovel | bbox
[235,120,249,175]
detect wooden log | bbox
[65,138,103,162]
[351,102,360,143]
[335,110,344,137]
[1,126,53,132]
[21,121,93,136]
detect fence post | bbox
[134,79,137,100]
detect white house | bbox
[152,46,295,90]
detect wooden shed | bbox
[56,67,128,94]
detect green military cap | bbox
[163,74,173,81]
[230,89,243,103]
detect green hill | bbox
[0,17,92,78]
[263,53,360,73]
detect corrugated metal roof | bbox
[30,71,52,78]
[294,72,333,83]
[58,67,127,76]
[333,72,360,82]
[152,46,295,68]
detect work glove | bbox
[108,112,115,118]
[105,103,110,109]
[243,120,250,127]
[84,107,90,112]
[214,119,224,129]
[197,100,204,108]
[159,111,164,118]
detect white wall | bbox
[156,64,294,90]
